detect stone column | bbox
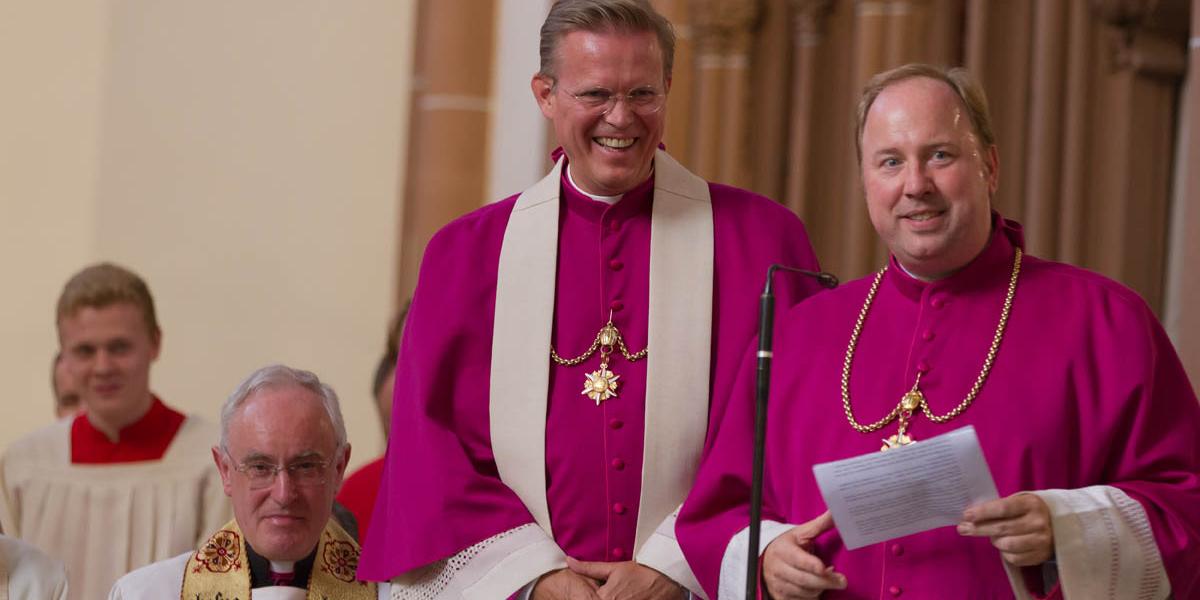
[1087,0,1189,313]
[654,0,697,166]
[396,0,496,301]
[784,0,834,217]
[690,0,760,186]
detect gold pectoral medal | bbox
[552,315,647,406]
[881,383,924,451]
[843,248,1023,454]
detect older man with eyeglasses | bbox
[356,1,824,599]
[109,365,387,599]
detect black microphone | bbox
[747,264,838,599]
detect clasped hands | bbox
[531,558,687,600]
[763,494,1054,599]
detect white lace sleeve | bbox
[1003,486,1171,600]
[717,521,794,600]
[389,523,565,600]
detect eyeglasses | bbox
[563,87,666,116]
[232,456,333,490]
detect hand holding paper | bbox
[958,493,1055,566]
[812,426,1000,550]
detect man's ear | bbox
[332,444,352,489]
[531,74,556,119]
[149,329,162,362]
[212,446,234,497]
[983,144,1000,196]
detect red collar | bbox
[70,396,186,464]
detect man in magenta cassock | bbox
[356,1,822,598]
[677,64,1200,600]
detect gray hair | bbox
[538,0,676,81]
[219,364,348,452]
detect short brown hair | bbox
[539,0,676,81]
[56,262,160,336]
[855,64,996,163]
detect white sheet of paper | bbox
[812,425,999,550]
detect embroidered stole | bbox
[181,519,375,599]
[490,149,714,553]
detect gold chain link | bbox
[550,323,647,365]
[841,248,1022,433]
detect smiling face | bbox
[58,302,160,431]
[532,28,668,196]
[860,76,999,280]
[214,385,350,561]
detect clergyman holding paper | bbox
[676,64,1200,599]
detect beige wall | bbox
[0,1,417,471]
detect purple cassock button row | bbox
[611,458,625,470]
[609,259,624,271]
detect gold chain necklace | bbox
[550,313,648,405]
[841,248,1022,451]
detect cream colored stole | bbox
[180,519,375,599]
[490,149,714,553]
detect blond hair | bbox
[539,0,676,81]
[56,262,160,336]
[855,63,996,163]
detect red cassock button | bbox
[609,418,624,430]
[917,360,930,373]
[609,220,621,233]
[612,503,627,515]
[609,259,624,271]
[921,330,934,341]
[890,543,904,556]
[611,458,625,470]
[931,297,945,309]
[889,585,903,596]
[610,299,624,312]
[611,547,626,559]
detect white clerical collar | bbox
[249,588,305,600]
[568,164,657,204]
[896,260,928,281]
[269,560,295,574]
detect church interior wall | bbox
[0,0,419,470]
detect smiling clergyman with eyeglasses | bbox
[356,1,825,599]
[109,365,389,599]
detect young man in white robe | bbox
[0,263,229,599]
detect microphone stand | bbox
[747,265,837,599]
